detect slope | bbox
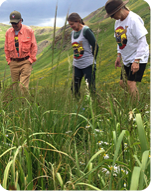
[29,0,150,91]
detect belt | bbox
[11,56,29,62]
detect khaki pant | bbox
[9,59,32,95]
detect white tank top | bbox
[71,26,94,69]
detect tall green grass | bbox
[0,76,150,190]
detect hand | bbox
[115,57,121,69]
[131,62,139,74]
[27,59,32,65]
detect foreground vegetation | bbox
[0,0,150,190]
[0,79,150,190]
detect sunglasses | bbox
[11,21,19,25]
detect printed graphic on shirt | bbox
[14,35,19,53]
[72,41,84,59]
[115,26,128,49]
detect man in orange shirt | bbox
[5,11,37,95]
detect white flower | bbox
[101,168,110,175]
[85,125,90,129]
[103,154,109,159]
[65,131,72,134]
[79,162,85,165]
[97,141,103,145]
[129,111,133,120]
[124,143,128,148]
[97,141,109,146]
[113,173,117,177]
[95,129,103,133]
[121,168,128,175]
[85,79,89,89]
[99,147,104,150]
[124,183,127,188]
[109,165,120,174]
[145,111,149,114]
[145,104,149,110]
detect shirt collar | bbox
[11,24,23,34]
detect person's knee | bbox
[127,81,136,88]
[127,81,137,93]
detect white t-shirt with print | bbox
[114,11,149,66]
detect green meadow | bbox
[0,0,150,190]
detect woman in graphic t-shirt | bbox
[67,13,99,97]
[104,0,149,101]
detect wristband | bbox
[134,61,139,64]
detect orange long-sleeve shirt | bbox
[5,24,37,64]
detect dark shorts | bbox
[120,63,147,82]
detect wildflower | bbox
[85,79,89,89]
[97,141,103,145]
[97,141,109,146]
[110,165,120,174]
[99,148,104,150]
[102,165,120,176]
[145,111,149,114]
[85,125,90,129]
[149,155,151,158]
[101,168,110,175]
[95,129,103,133]
[129,111,133,120]
[124,183,126,188]
[79,162,85,165]
[103,154,109,159]
[65,131,72,134]
[124,143,128,148]
[104,142,109,145]
[121,168,128,175]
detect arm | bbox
[28,30,37,64]
[4,31,11,65]
[84,28,99,60]
[115,45,121,69]
[131,36,147,74]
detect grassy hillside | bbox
[28,0,150,92]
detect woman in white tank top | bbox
[67,13,99,97]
